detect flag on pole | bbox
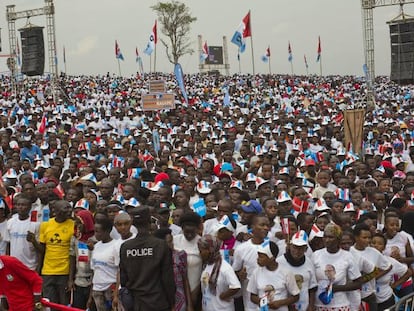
[115,40,124,60]
[136,47,144,73]
[144,20,158,55]
[288,41,293,62]
[63,46,66,64]
[16,39,21,67]
[200,41,209,62]
[231,11,251,53]
[316,36,321,62]
[304,54,308,68]
[261,46,271,63]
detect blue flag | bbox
[174,63,188,105]
[231,30,246,53]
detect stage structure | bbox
[361,0,414,107]
[388,14,414,84]
[6,0,57,94]
[198,35,230,75]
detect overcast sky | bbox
[0,0,408,77]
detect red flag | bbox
[242,11,251,38]
[153,20,158,44]
[266,46,270,57]
[38,114,47,134]
[317,36,321,62]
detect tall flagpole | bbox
[249,10,255,75]
[117,58,122,76]
[63,46,67,74]
[268,54,271,75]
[319,55,323,76]
[149,55,152,74]
[238,49,241,74]
[290,61,294,76]
[154,45,157,74]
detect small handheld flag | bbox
[115,40,124,61]
[304,54,308,68]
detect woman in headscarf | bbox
[198,234,241,311]
[68,209,95,309]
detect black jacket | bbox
[119,234,175,311]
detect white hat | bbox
[215,215,236,233]
[291,230,309,246]
[257,239,273,258]
[277,191,291,203]
[196,180,212,194]
[314,198,330,211]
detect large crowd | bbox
[0,72,414,311]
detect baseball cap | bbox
[240,200,262,214]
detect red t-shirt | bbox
[0,256,42,311]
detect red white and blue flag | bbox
[115,40,124,60]
[317,36,321,62]
[288,41,293,62]
[38,114,47,135]
[261,46,271,63]
[200,41,209,62]
[136,47,144,73]
[144,20,157,55]
[231,11,251,53]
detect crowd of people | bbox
[0,72,413,311]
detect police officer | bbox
[119,206,175,311]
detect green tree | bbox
[151,1,197,64]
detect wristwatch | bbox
[34,302,43,310]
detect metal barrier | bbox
[389,293,414,311]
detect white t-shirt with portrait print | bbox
[312,248,361,308]
[277,254,318,311]
[200,260,241,311]
[247,265,301,311]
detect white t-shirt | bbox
[173,234,202,292]
[6,217,40,270]
[247,265,301,311]
[277,255,318,311]
[232,239,264,311]
[384,231,411,258]
[0,220,9,255]
[376,256,407,303]
[350,246,391,298]
[201,260,241,311]
[203,218,219,236]
[346,249,375,311]
[312,248,361,308]
[91,239,120,291]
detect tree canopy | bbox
[151,1,197,65]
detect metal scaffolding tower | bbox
[6,0,58,93]
[361,0,414,108]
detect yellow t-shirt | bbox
[39,218,75,275]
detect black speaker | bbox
[389,18,414,84]
[19,26,45,76]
